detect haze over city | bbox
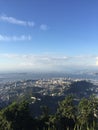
[0,0,98,72]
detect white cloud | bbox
[0,15,35,27]
[96,57,98,60]
[96,61,98,66]
[0,14,50,32]
[0,54,69,71]
[95,57,98,66]
[0,54,97,72]
[0,34,32,41]
[40,24,48,31]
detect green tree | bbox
[78,96,98,130]
[57,95,76,130]
[0,101,34,130]
[57,95,76,120]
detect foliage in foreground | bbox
[0,95,98,130]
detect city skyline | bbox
[0,0,98,72]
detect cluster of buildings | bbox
[0,77,98,108]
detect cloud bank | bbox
[0,54,97,72]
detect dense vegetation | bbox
[0,95,98,130]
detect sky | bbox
[0,0,98,72]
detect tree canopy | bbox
[0,95,98,130]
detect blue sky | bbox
[0,0,98,72]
